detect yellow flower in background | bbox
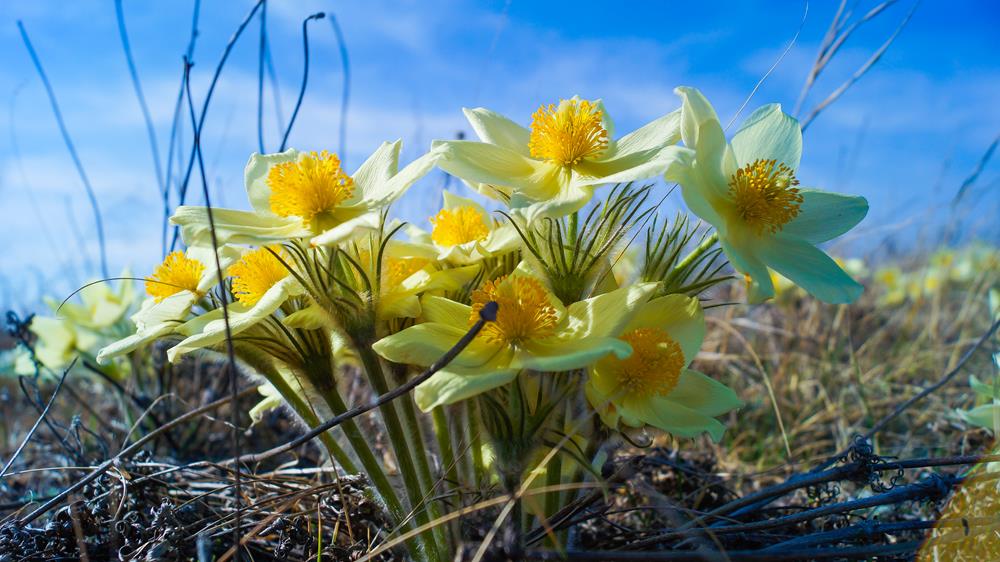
[374,264,657,410]
[585,294,740,440]
[47,273,135,331]
[97,246,239,364]
[668,87,868,304]
[407,191,519,264]
[433,96,687,220]
[171,141,441,249]
[13,316,96,375]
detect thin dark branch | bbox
[280,12,325,152]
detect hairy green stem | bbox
[543,402,566,521]
[673,231,719,275]
[432,406,461,543]
[468,398,486,484]
[357,345,444,562]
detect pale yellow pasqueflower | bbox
[585,294,741,441]
[97,246,239,364]
[45,274,135,331]
[374,263,657,411]
[171,141,440,249]
[433,96,687,220]
[668,87,868,304]
[13,316,97,375]
[406,191,519,264]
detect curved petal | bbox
[758,235,864,304]
[516,336,632,372]
[414,366,518,411]
[626,294,705,363]
[781,190,868,244]
[309,212,381,247]
[575,144,690,187]
[373,323,506,369]
[720,233,775,304]
[666,369,742,417]
[463,107,531,156]
[730,103,802,170]
[518,181,592,221]
[352,140,401,198]
[420,295,472,325]
[363,146,440,206]
[601,109,681,161]
[172,206,309,247]
[433,140,560,200]
[624,395,727,441]
[244,149,299,216]
[565,282,657,338]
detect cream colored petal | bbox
[781,190,868,244]
[757,235,863,304]
[360,143,438,205]
[372,322,506,369]
[414,366,518,411]
[351,140,401,198]
[625,294,705,364]
[172,206,309,247]
[565,282,658,338]
[463,107,531,156]
[244,149,299,216]
[730,103,802,170]
[309,212,381,247]
[667,368,742,417]
[420,295,472,325]
[433,139,560,201]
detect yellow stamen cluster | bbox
[528,99,609,167]
[145,251,204,302]
[228,246,290,306]
[384,257,430,287]
[471,276,558,345]
[430,206,491,246]
[728,158,803,235]
[612,328,685,397]
[268,151,355,223]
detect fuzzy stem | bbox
[357,345,444,562]
[432,406,461,543]
[265,374,358,474]
[673,231,720,274]
[468,398,486,484]
[543,403,566,521]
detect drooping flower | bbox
[373,264,657,410]
[432,97,687,220]
[171,141,440,249]
[668,87,869,304]
[585,294,741,440]
[406,191,519,264]
[96,246,239,364]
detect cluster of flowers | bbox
[23,87,870,556]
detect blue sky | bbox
[1,0,998,309]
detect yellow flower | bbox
[433,96,687,220]
[668,87,868,304]
[228,245,290,307]
[585,294,741,441]
[374,264,657,410]
[407,191,519,264]
[171,141,441,249]
[97,246,239,364]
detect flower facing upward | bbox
[430,206,491,246]
[268,151,355,225]
[528,99,609,167]
[728,159,803,235]
[471,276,559,345]
[229,246,290,306]
[146,251,205,302]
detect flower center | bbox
[471,275,558,346]
[430,206,491,246]
[528,99,609,167]
[728,158,803,235]
[228,246,290,306]
[384,257,430,287]
[145,251,204,302]
[268,150,355,224]
[612,328,685,397]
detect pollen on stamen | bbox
[528,98,609,167]
[384,257,430,287]
[430,206,490,246]
[228,245,290,307]
[470,275,558,345]
[145,251,205,302]
[267,150,355,224]
[728,158,803,235]
[613,328,685,397]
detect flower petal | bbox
[363,145,440,206]
[516,336,632,372]
[624,395,727,441]
[352,140,401,198]
[667,369,742,417]
[730,103,802,170]
[626,294,705,363]
[603,109,681,161]
[309,212,381,247]
[758,235,864,304]
[565,282,657,338]
[463,107,531,156]
[720,234,775,304]
[373,323,506,369]
[575,144,689,187]
[420,295,472,325]
[781,190,868,244]
[414,366,518,411]
[433,140,560,201]
[172,206,310,247]
[244,149,299,216]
